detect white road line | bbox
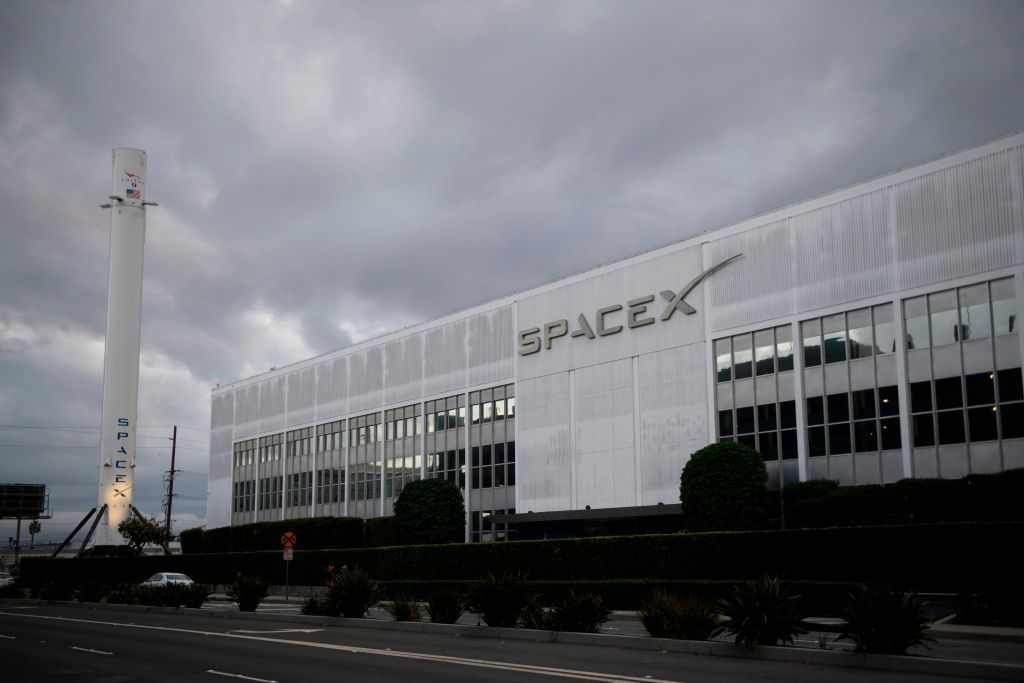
[71,646,113,655]
[230,628,324,634]
[207,670,278,682]
[0,634,15,639]
[0,612,683,683]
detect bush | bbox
[364,517,402,548]
[393,479,466,545]
[226,574,269,612]
[301,594,327,616]
[718,575,806,648]
[956,588,1024,627]
[837,585,932,654]
[325,566,379,618]
[40,581,75,601]
[427,588,464,624]
[547,591,611,633]
[179,527,203,554]
[137,584,209,608]
[384,594,422,622]
[680,442,768,531]
[74,580,108,603]
[638,591,720,640]
[0,582,25,599]
[196,516,364,553]
[465,573,536,628]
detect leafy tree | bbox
[679,442,768,531]
[28,520,41,548]
[117,515,167,556]
[393,478,465,545]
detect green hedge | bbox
[22,522,1023,597]
[788,469,1024,528]
[364,517,402,548]
[182,516,364,554]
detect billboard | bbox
[0,484,47,518]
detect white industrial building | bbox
[208,133,1024,540]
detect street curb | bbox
[5,599,1023,681]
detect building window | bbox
[991,277,1017,335]
[803,319,822,367]
[715,338,731,382]
[904,295,930,350]
[733,333,752,380]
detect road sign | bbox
[283,548,293,561]
[280,531,297,548]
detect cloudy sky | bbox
[1,0,1022,544]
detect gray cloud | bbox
[2,0,1023,541]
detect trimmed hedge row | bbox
[179,516,364,554]
[787,469,1024,528]
[23,522,1023,595]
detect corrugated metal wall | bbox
[574,358,635,509]
[207,391,235,528]
[517,371,572,512]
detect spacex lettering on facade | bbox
[518,254,743,356]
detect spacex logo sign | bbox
[518,253,742,356]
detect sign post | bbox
[280,532,297,601]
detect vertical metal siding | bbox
[468,305,515,386]
[574,359,635,509]
[258,375,286,433]
[423,319,468,397]
[315,356,349,420]
[348,346,384,413]
[285,366,316,427]
[234,383,260,438]
[383,333,424,405]
[517,372,572,512]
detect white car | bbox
[140,572,194,589]
[0,571,11,587]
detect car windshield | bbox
[166,574,190,581]
[146,574,162,582]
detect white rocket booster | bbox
[94,148,149,546]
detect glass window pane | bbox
[929,290,959,346]
[733,333,753,380]
[965,372,995,407]
[854,420,877,452]
[757,404,777,430]
[879,385,899,416]
[807,396,824,426]
[968,406,998,442]
[998,368,1023,402]
[779,400,796,429]
[1000,403,1023,439]
[507,397,516,419]
[910,381,932,413]
[912,414,935,447]
[958,283,991,341]
[427,413,436,433]
[781,429,798,459]
[823,313,847,363]
[852,389,876,420]
[937,410,966,444]
[808,426,827,456]
[991,277,1016,336]
[715,338,732,383]
[718,410,734,436]
[736,406,755,434]
[904,296,930,350]
[755,329,775,376]
[482,402,493,422]
[847,308,873,359]
[802,319,821,367]
[737,433,756,449]
[827,393,849,423]
[758,432,778,460]
[880,417,901,450]
[935,376,963,410]
[873,303,895,354]
[828,423,851,455]
[495,399,506,420]
[776,326,794,372]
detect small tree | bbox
[680,442,768,531]
[393,478,465,545]
[117,515,168,556]
[28,520,41,548]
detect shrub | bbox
[198,516,364,553]
[718,575,805,648]
[226,574,269,612]
[74,580,108,603]
[680,442,768,531]
[837,585,932,654]
[0,582,25,599]
[183,583,212,608]
[956,588,1024,627]
[301,594,327,615]
[325,566,379,618]
[364,517,402,548]
[117,516,168,556]
[40,581,75,601]
[638,591,720,640]
[384,594,422,622]
[393,479,466,545]
[547,591,611,633]
[179,527,203,554]
[427,587,464,624]
[465,573,536,628]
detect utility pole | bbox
[164,425,177,538]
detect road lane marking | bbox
[230,628,324,634]
[71,646,113,655]
[0,634,14,639]
[0,612,683,683]
[207,670,277,682]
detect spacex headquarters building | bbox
[207,133,1024,541]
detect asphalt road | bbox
[0,604,998,683]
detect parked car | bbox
[0,571,12,587]
[140,572,193,589]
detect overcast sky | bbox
[1,0,1022,544]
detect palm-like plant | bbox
[718,575,806,648]
[28,520,41,548]
[837,585,932,654]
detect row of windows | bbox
[470,441,516,489]
[904,278,1016,349]
[286,471,312,508]
[803,303,896,367]
[428,449,467,489]
[232,480,254,512]
[806,386,902,455]
[316,468,344,505]
[385,455,422,499]
[258,477,283,511]
[909,369,1024,446]
[718,401,798,461]
[715,326,793,382]
[233,439,257,468]
[286,427,314,458]
[471,508,516,542]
